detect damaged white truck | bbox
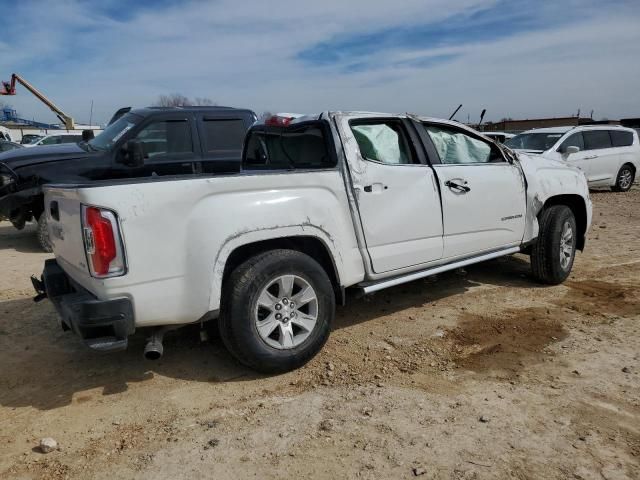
[35,112,592,373]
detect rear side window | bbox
[202,119,246,154]
[610,130,634,147]
[243,124,334,170]
[583,131,612,150]
[350,121,416,165]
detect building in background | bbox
[480,116,621,134]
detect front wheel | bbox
[219,249,335,373]
[530,205,577,285]
[612,164,635,192]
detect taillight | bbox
[82,205,126,278]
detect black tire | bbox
[219,249,335,373]
[37,214,53,253]
[530,205,577,285]
[612,164,635,192]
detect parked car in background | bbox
[0,126,13,142]
[23,132,84,147]
[505,125,639,192]
[37,112,591,372]
[20,134,43,145]
[0,106,256,251]
[483,131,515,143]
[0,140,23,153]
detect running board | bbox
[359,246,521,294]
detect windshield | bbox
[505,132,564,151]
[88,113,140,151]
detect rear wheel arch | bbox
[221,236,343,304]
[612,163,635,192]
[541,194,588,251]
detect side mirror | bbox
[121,140,145,167]
[565,146,580,155]
[82,129,95,141]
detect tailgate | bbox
[44,187,90,279]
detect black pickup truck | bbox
[0,106,256,250]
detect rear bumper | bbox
[37,259,135,352]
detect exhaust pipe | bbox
[144,327,169,360]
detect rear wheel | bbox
[530,205,577,285]
[219,249,335,373]
[612,164,635,192]
[37,214,53,253]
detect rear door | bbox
[418,121,526,259]
[195,114,250,173]
[583,130,616,185]
[337,116,443,274]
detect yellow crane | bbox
[0,73,75,129]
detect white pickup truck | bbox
[35,112,592,373]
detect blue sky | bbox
[1,0,639,125]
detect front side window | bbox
[583,130,612,150]
[134,120,193,158]
[424,124,499,164]
[243,124,333,170]
[40,136,61,145]
[350,121,415,165]
[505,132,564,151]
[559,132,585,152]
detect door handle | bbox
[584,155,597,159]
[49,201,59,221]
[445,180,470,193]
[363,183,387,193]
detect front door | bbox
[557,131,592,179]
[132,115,199,176]
[338,117,443,274]
[420,122,526,259]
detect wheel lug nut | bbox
[275,313,282,320]
[282,298,288,305]
[283,317,289,323]
[275,304,282,310]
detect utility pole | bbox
[89,100,94,127]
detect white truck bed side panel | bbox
[50,170,363,327]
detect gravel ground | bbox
[0,187,638,479]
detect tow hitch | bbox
[31,275,47,302]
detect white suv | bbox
[506,125,639,192]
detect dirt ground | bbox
[0,188,639,480]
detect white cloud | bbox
[1,0,639,125]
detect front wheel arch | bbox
[541,194,588,251]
